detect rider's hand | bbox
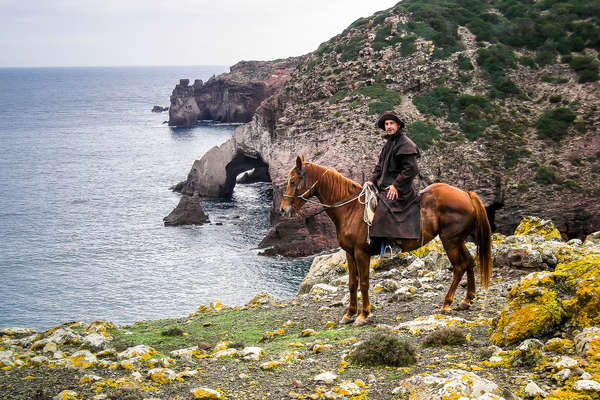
[385,185,398,200]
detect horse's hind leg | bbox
[340,251,358,324]
[440,238,468,314]
[457,243,476,311]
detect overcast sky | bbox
[0,0,397,67]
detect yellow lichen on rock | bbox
[491,255,600,346]
[514,216,562,240]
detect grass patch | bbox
[422,327,467,347]
[110,308,364,357]
[351,331,417,367]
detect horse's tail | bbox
[468,191,492,289]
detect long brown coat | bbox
[369,131,421,239]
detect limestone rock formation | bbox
[168,59,303,127]
[163,193,209,226]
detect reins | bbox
[283,166,378,243]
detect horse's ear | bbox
[300,155,305,162]
[296,155,303,171]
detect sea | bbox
[0,66,311,331]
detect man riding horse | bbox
[366,111,421,245]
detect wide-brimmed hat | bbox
[377,111,405,130]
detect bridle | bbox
[282,166,375,220]
[282,167,330,202]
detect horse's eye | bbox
[290,180,296,185]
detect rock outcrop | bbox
[168,58,303,127]
[163,193,209,226]
[169,3,600,256]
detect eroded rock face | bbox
[168,58,303,127]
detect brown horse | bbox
[280,156,492,326]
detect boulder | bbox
[81,333,111,351]
[574,327,600,359]
[584,231,600,245]
[491,254,600,345]
[400,369,505,400]
[163,193,209,226]
[298,249,347,294]
[514,216,563,240]
[117,344,156,360]
[510,339,545,366]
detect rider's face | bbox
[384,120,399,135]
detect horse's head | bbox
[280,155,311,217]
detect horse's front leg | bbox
[340,251,358,324]
[353,249,371,326]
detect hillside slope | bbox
[174,0,600,256]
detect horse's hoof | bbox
[353,316,368,327]
[440,306,452,314]
[340,315,355,325]
[457,302,471,310]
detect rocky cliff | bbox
[168,58,304,127]
[171,0,600,256]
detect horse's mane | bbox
[305,162,362,202]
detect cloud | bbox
[0,0,396,67]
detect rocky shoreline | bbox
[2,217,599,400]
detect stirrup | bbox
[379,242,395,260]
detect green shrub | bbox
[373,24,392,51]
[400,35,418,57]
[592,165,600,174]
[351,331,417,367]
[368,101,395,115]
[422,327,467,347]
[339,34,367,62]
[535,49,556,67]
[431,43,465,60]
[161,327,184,336]
[549,95,562,103]
[569,56,599,83]
[519,56,537,68]
[535,165,562,185]
[316,43,333,56]
[413,86,458,117]
[504,147,532,169]
[406,120,441,150]
[329,90,347,104]
[477,45,517,75]
[357,83,402,105]
[457,54,474,70]
[536,107,577,141]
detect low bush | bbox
[368,101,394,115]
[457,54,474,70]
[351,331,417,367]
[357,83,402,105]
[536,107,577,141]
[422,327,467,347]
[534,165,562,185]
[161,327,184,336]
[569,56,599,83]
[405,120,441,150]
